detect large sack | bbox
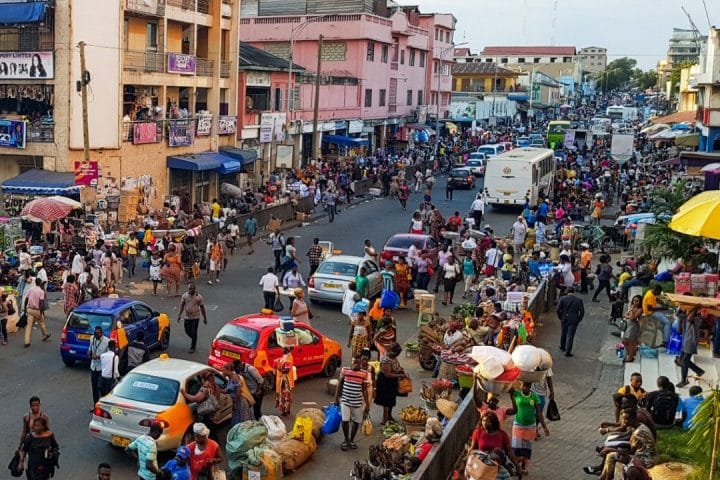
[260,415,287,441]
[296,408,325,440]
[274,437,315,472]
[511,345,542,371]
[470,346,513,368]
[225,420,268,472]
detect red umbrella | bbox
[21,196,81,222]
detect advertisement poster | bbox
[449,100,476,121]
[259,114,273,143]
[74,161,99,187]
[132,123,158,144]
[0,51,54,79]
[196,115,212,136]
[0,119,26,149]
[217,115,237,135]
[167,53,196,75]
[168,119,194,147]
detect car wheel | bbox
[323,355,339,378]
[159,328,170,351]
[62,357,75,367]
[262,372,276,394]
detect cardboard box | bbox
[296,212,308,222]
[267,218,281,231]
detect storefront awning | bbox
[403,123,429,130]
[321,134,368,147]
[0,1,47,24]
[218,147,258,166]
[218,159,241,175]
[167,153,224,171]
[1,169,81,195]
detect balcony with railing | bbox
[124,50,166,73]
[220,61,231,78]
[195,58,214,77]
[239,14,393,43]
[27,123,55,143]
[125,0,165,16]
[122,120,166,143]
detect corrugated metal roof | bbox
[482,46,576,56]
[239,43,305,72]
[452,63,520,76]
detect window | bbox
[518,57,525,63]
[550,57,557,63]
[146,21,158,50]
[133,304,154,322]
[445,31,450,43]
[417,90,423,105]
[245,86,270,111]
[563,56,572,63]
[381,44,388,63]
[409,48,415,66]
[431,92,438,105]
[379,89,386,107]
[367,41,375,61]
[485,58,492,63]
[400,49,405,64]
[406,89,413,106]
[194,170,212,203]
[433,61,438,73]
[364,88,372,107]
[500,58,508,64]
[435,28,439,40]
[419,51,426,67]
[274,88,282,111]
[533,57,540,63]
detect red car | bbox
[207,311,342,390]
[380,233,440,266]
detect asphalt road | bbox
[0,175,520,479]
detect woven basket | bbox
[647,462,697,480]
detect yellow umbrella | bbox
[669,190,720,240]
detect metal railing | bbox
[125,0,166,15]
[197,0,210,14]
[220,61,231,78]
[26,123,55,143]
[166,0,195,9]
[195,57,214,77]
[122,120,165,143]
[123,50,165,73]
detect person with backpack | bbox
[643,376,679,428]
[592,254,616,303]
[268,229,286,273]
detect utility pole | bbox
[78,41,90,162]
[311,34,323,161]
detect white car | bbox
[464,158,486,176]
[308,255,383,304]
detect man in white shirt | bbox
[470,194,485,231]
[434,245,450,292]
[99,340,120,396]
[18,247,32,273]
[259,267,280,310]
[71,251,85,276]
[228,221,240,256]
[484,242,502,277]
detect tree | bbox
[688,385,720,479]
[631,68,658,90]
[597,57,637,92]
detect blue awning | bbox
[167,153,224,171]
[219,147,258,165]
[218,159,241,175]
[1,169,81,195]
[0,2,46,24]
[507,93,529,102]
[322,134,369,147]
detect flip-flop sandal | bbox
[350,443,358,449]
[341,442,349,451]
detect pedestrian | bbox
[149,251,162,295]
[512,216,527,259]
[177,283,207,354]
[394,257,410,309]
[415,252,431,290]
[280,237,300,277]
[88,325,110,407]
[19,416,59,480]
[676,307,705,388]
[268,229,285,273]
[160,446,191,480]
[348,310,371,359]
[398,180,410,211]
[125,232,139,278]
[161,244,183,297]
[434,244,450,292]
[23,278,50,348]
[556,286,585,357]
[623,295,643,363]
[592,254,616,302]
[363,239,378,265]
[334,357,370,451]
[375,342,406,425]
[445,177,454,200]
[355,268,369,299]
[324,189,337,223]
[306,237,324,277]
[259,266,280,310]
[0,291,9,345]
[579,243,593,293]
[381,260,396,291]
[126,422,162,480]
[126,331,151,370]
[20,396,50,448]
[207,238,223,285]
[18,246,32,273]
[442,253,461,306]
[233,359,265,420]
[509,382,549,476]
[462,254,476,298]
[221,362,254,426]
[283,264,306,299]
[470,193,485,229]
[99,340,120,396]
[243,215,258,254]
[187,422,224,480]
[227,220,240,256]
[80,272,100,303]
[97,462,112,480]
[531,369,555,438]
[210,198,222,223]
[291,288,311,326]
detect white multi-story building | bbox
[577,46,607,75]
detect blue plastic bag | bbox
[321,404,342,435]
[379,289,400,310]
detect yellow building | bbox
[452,63,522,94]
[678,64,699,113]
[0,0,240,213]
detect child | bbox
[149,251,162,295]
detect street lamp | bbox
[434,42,467,159]
[287,15,332,115]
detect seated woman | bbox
[599,409,656,480]
[470,411,520,473]
[415,417,444,462]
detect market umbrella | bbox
[21,196,82,222]
[669,190,720,240]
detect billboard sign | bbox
[0,118,25,149]
[0,51,54,79]
[167,53,196,75]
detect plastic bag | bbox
[546,399,561,421]
[321,404,342,435]
[379,289,400,309]
[361,413,373,436]
[291,415,314,445]
[260,415,287,441]
[273,297,284,312]
[225,421,269,472]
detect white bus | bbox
[483,148,555,207]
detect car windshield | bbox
[215,323,259,348]
[386,236,424,249]
[113,373,180,406]
[477,147,494,155]
[451,169,468,176]
[67,312,113,332]
[316,261,358,277]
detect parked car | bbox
[448,167,475,189]
[515,136,530,147]
[89,357,232,451]
[464,159,486,177]
[308,255,383,304]
[380,233,440,266]
[207,311,342,387]
[61,298,170,367]
[476,144,504,158]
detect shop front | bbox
[167,151,252,205]
[1,168,80,216]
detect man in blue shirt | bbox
[537,200,549,223]
[678,386,704,430]
[244,216,258,255]
[126,423,162,480]
[162,445,191,480]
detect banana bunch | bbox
[399,406,428,424]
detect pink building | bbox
[238,4,456,166]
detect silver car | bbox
[308,255,383,304]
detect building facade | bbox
[693,27,720,152]
[577,46,607,75]
[0,0,241,209]
[667,28,705,67]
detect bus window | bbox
[532,166,538,183]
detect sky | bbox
[410,0,720,70]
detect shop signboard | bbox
[0,51,54,79]
[218,115,237,135]
[74,161,99,187]
[246,71,271,87]
[132,122,158,144]
[449,100,476,121]
[259,113,286,142]
[167,53,196,75]
[348,120,363,134]
[168,119,194,147]
[0,118,25,149]
[259,113,273,143]
[196,115,212,136]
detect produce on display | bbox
[399,406,429,425]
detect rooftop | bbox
[452,63,520,76]
[481,46,577,56]
[454,47,471,57]
[239,43,305,72]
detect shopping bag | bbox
[291,415,314,445]
[321,404,342,435]
[15,312,27,329]
[397,376,413,396]
[8,450,23,477]
[546,399,561,421]
[273,297,284,312]
[361,413,373,436]
[379,289,400,309]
